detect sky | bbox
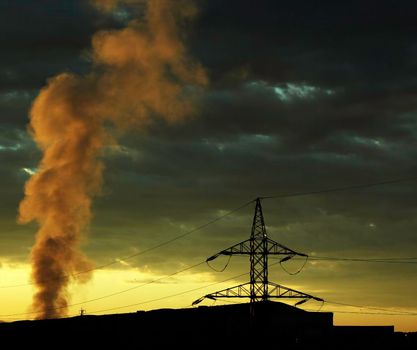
[0,0,416,330]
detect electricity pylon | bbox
[193,197,322,306]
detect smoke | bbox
[18,0,207,319]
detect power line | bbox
[83,272,417,317]
[312,256,417,261]
[3,256,416,320]
[88,272,249,315]
[0,261,206,318]
[267,254,417,266]
[260,176,417,200]
[85,259,289,315]
[1,257,277,319]
[279,255,309,275]
[0,313,78,321]
[325,300,417,315]
[0,199,254,289]
[3,176,417,317]
[309,256,417,264]
[88,260,285,316]
[3,175,417,289]
[304,308,417,316]
[270,254,417,264]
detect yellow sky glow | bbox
[0,262,415,332]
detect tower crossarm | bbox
[206,239,252,262]
[206,238,307,263]
[192,281,323,305]
[192,282,252,305]
[267,281,323,302]
[265,238,307,257]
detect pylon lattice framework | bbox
[193,198,323,306]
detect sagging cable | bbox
[280,254,309,275]
[206,254,232,272]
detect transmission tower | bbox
[193,197,322,306]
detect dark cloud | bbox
[192,0,417,86]
[0,0,127,94]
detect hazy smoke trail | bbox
[18,0,207,319]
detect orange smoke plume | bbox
[18,0,207,319]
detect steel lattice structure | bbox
[193,198,323,306]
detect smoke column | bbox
[18,0,207,319]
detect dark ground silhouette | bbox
[0,301,415,348]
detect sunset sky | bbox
[0,0,416,331]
